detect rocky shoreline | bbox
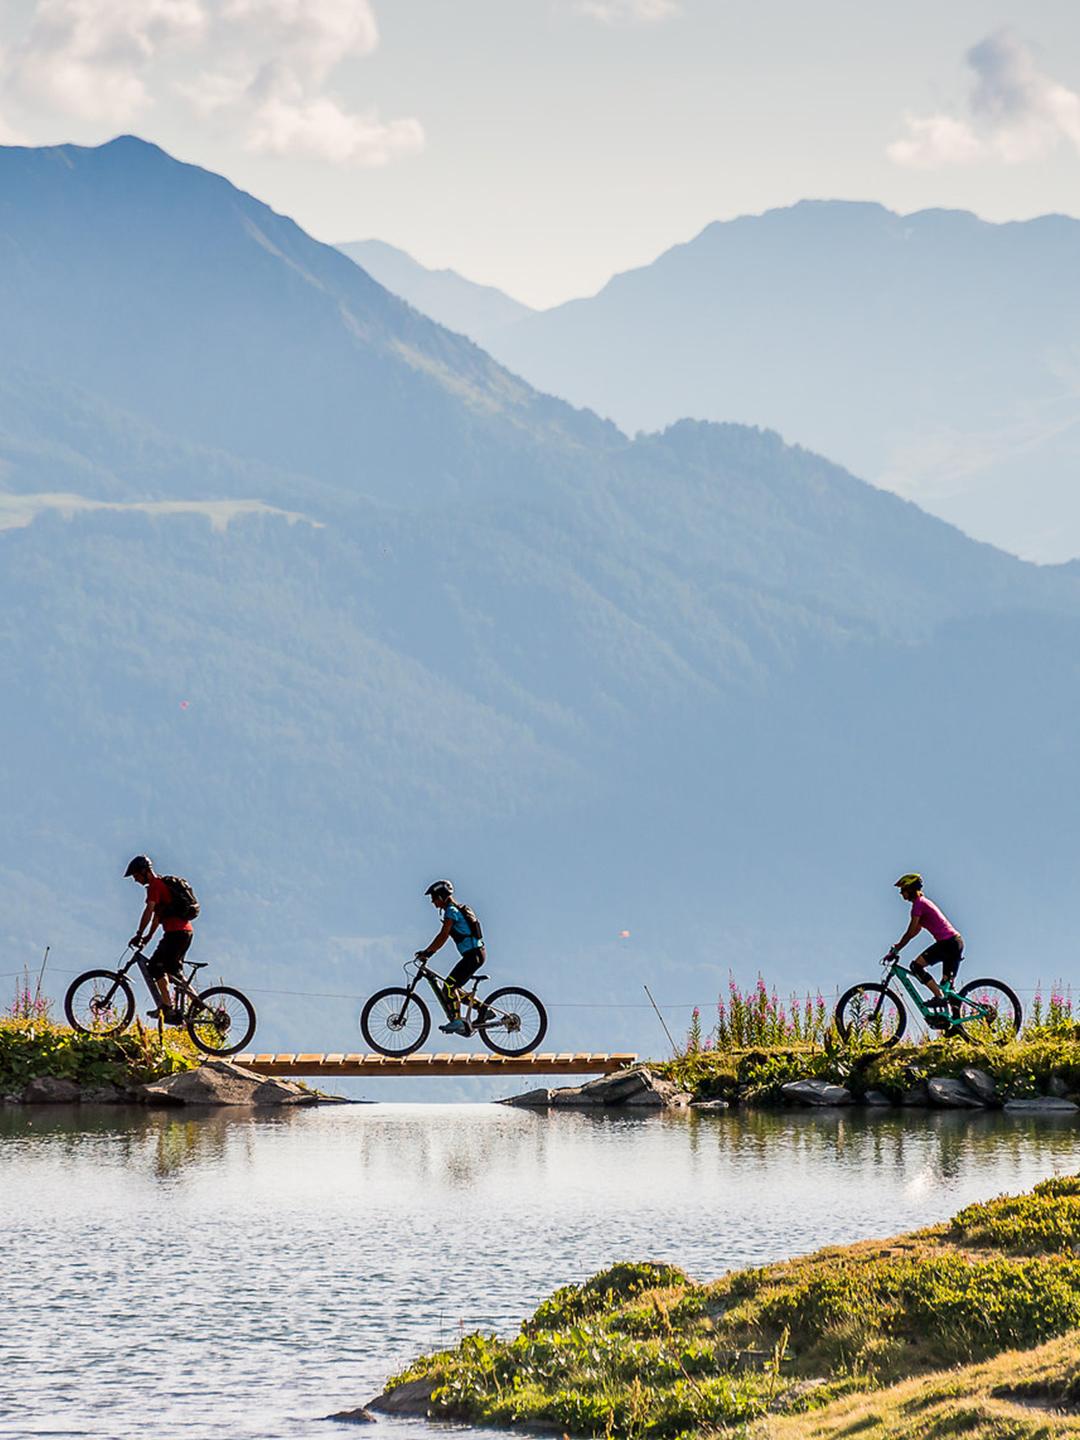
[2,1058,330,1108]
[500,1063,1080,1114]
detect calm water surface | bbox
[1,1103,1078,1439]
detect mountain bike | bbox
[834,953,1022,1048]
[64,944,257,1057]
[360,954,547,1058]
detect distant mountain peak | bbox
[337,237,533,346]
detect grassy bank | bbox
[652,1033,1080,1106]
[0,1016,199,1096]
[380,1174,1080,1437]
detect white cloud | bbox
[2,0,424,166]
[577,0,680,23]
[889,29,1080,169]
[14,0,207,122]
[244,73,424,162]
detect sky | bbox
[2,1,1080,306]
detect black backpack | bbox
[160,876,200,922]
[457,903,483,944]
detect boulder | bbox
[691,1098,730,1111]
[780,1080,853,1107]
[138,1060,317,1107]
[899,1081,930,1107]
[862,1090,892,1106]
[960,1067,997,1104]
[549,1085,590,1107]
[367,1378,435,1416]
[22,1076,81,1104]
[81,1084,129,1104]
[1049,1075,1072,1099]
[623,1077,690,1108]
[928,1077,985,1109]
[323,1406,376,1424]
[1004,1097,1079,1114]
[500,1087,554,1108]
[578,1067,652,1104]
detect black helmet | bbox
[425,879,453,901]
[124,855,151,877]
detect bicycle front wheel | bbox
[477,986,547,1057]
[65,970,135,1036]
[834,983,907,1047]
[361,988,431,1056]
[956,979,1022,1045]
[187,987,257,1056]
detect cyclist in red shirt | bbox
[125,855,194,1024]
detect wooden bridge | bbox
[233,1051,638,1078]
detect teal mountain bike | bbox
[835,954,1022,1047]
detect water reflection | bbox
[0,1103,1077,1440]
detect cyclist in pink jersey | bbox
[888,872,963,1006]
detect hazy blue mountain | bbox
[2,139,1079,1081]
[488,201,1080,563]
[337,237,532,346]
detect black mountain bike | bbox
[361,954,547,1058]
[65,944,257,1057]
[835,953,1022,1048]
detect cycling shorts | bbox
[147,930,193,979]
[917,934,963,984]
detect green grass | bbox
[0,1016,199,1094]
[652,1034,1080,1106]
[381,1175,1080,1437]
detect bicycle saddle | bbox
[472,974,489,982]
[188,961,208,970]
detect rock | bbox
[22,1076,81,1104]
[578,1067,652,1104]
[1049,1075,1071,1099]
[323,1406,376,1424]
[899,1081,930,1107]
[2,1093,22,1104]
[961,1067,997,1104]
[80,1084,129,1104]
[927,1076,985,1109]
[862,1090,892,1106]
[621,1086,666,1108]
[780,1079,853,1107]
[623,1077,691,1108]
[549,1085,591,1106]
[1004,1097,1079,1113]
[691,1097,730,1110]
[367,1378,436,1416]
[500,1087,553,1107]
[138,1060,318,1107]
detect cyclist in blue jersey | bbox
[416,879,486,1036]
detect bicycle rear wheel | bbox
[477,986,547,1057]
[186,986,257,1056]
[834,983,907,1047]
[956,979,1022,1045]
[65,971,135,1036]
[361,988,431,1056]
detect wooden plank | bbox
[228,1051,637,1077]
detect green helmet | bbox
[894,873,923,890]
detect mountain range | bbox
[336,238,533,346]
[345,203,1080,564]
[2,138,1079,1080]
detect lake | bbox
[1,1103,1077,1438]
